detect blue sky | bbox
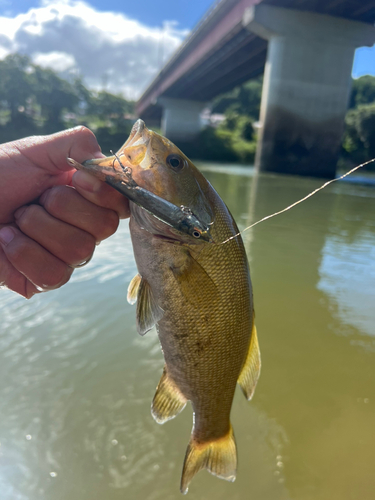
[0,0,214,29]
[0,0,374,98]
[353,46,375,79]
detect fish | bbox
[72,119,261,494]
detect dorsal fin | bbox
[237,324,261,400]
[127,273,142,305]
[151,367,187,424]
[136,278,163,335]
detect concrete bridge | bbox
[136,0,375,178]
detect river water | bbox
[0,164,374,500]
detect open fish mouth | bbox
[67,120,214,244]
[123,118,149,149]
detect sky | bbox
[0,0,374,100]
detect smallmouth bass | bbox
[72,120,261,493]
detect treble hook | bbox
[110,150,133,180]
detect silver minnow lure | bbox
[67,156,213,243]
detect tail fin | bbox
[180,425,237,494]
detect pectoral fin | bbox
[151,367,187,424]
[238,324,261,400]
[127,273,142,305]
[136,278,163,335]
[172,251,218,306]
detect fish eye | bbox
[192,230,201,239]
[166,154,184,171]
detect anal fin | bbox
[136,277,163,335]
[180,425,237,494]
[151,367,187,424]
[238,323,261,400]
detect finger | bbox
[14,204,96,267]
[38,185,119,242]
[72,170,130,219]
[11,126,104,174]
[0,226,73,291]
[0,245,40,299]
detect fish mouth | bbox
[67,120,214,244]
[68,119,149,180]
[123,118,149,148]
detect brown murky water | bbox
[0,165,374,500]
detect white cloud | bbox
[0,0,188,99]
[33,51,76,72]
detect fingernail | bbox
[14,206,27,220]
[0,227,15,246]
[73,171,101,193]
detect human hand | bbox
[0,127,130,298]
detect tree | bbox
[349,76,375,109]
[0,52,135,145]
[32,66,80,131]
[0,54,33,121]
[88,91,134,122]
[87,91,135,154]
[342,103,375,163]
[211,77,262,120]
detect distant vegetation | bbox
[177,77,262,164]
[1,53,375,170]
[342,76,375,168]
[0,54,135,154]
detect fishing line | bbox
[219,158,375,245]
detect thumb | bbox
[13,126,104,174]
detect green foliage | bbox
[176,122,256,165]
[342,103,375,163]
[174,127,237,163]
[32,66,80,132]
[189,77,261,164]
[88,91,134,121]
[94,122,134,156]
[0,53,135,146]
[0,54,33,121]
[211,77,262,120]
[341,76,375,170]
[349,76,375,109]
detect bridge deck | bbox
[137,0,375,119]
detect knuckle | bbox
[44,264,73,290]
[69,126,99,150]
[100,211,119,239]
[57,266,73,288]
[6,237,29,263]
[72,125,93,138]
[16,205,42,229]
[25,282,39,299]
[74,235,96,263]
[43,185,69,216]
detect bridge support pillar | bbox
[244,5,375,178]
[159,97,206,142]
